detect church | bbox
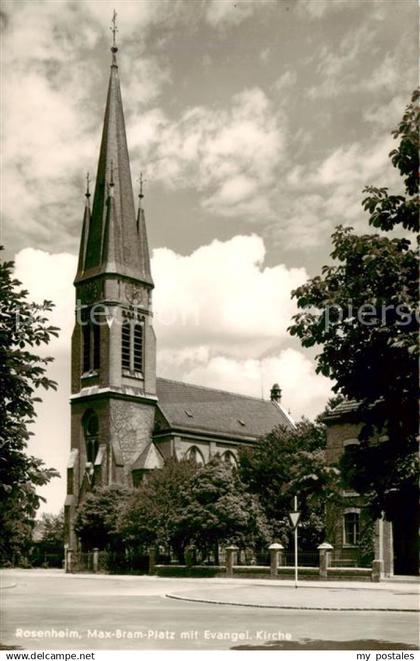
[64,33,294,548]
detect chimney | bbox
[270,383,282,403]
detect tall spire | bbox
[75,13,153,287]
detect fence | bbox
[66,549,151,574]
[31,552,64,569]
[65,543,379,581]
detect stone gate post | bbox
[268,543,284,578]
[225,545,239,577]
[317,542,333,579]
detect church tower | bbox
[65,19,157,548]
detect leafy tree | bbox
[74,485,133,550]
[178,457,270,563]
[239,420,340,549]
[288,91,419,571]
[118,458,198,561]
[118,457,269,564]
[362,89,418,232]
[0,251,60,566]
[37,511,64,549]
[31,511,64,567]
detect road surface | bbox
[1,569,418,650]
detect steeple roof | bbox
[75,41,153,287]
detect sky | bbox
[2,0,417,514]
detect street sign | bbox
[291,497,300,588]
[289,511,301,529]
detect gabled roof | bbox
[323,399,360,423]
[155,377,294,441]
[131,443,164,471]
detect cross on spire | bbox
[109,9,118,66]
[85,172,91,198]
[110,10,118,51]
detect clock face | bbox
[124,282,147,306]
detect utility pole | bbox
[289,495,301,589]
[294,495,298,588]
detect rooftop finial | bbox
[138,172,145,199]
[110,9,118,64]
[137,172,146,212]
[85,172,91,199]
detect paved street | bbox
[1,569,418,650]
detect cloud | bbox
[309,136,394,188]
[296,0,348,19]
[205,0,272,27]
[128,87,285,218]
[1,0,176,255]
[3,0,284,254]
[85,0,196,37]
[13,248,77,354]
[180,349,332,420]
[307,18,415,100]
[153,234,307,355]
[363,95,409,131]
[274,194,334,251]
[270,133,400,251]
[2,65,96,252]
[273,69,297,93]
[122,56,172,109]
[13,233,308,361]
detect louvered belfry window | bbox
[121,317,144,375]
[82,307,100,373]
[133,323,144,372]
[121,320,131,370]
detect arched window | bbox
[186,446,204,465]
[343,510,360,546]
[343,438,359,449]
[83,410,99,464]
[222,451,237,467]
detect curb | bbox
[165,593,419,613]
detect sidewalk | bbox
[166,578,420,612]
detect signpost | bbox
[289,495,301,589]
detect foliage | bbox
[31,511,64,566]
[0,250,60,565]
[288,90,419,519]
[177,457,270,556]
[238,420,340,548]
[74,485,133,550]
[118,457,269,561]
[362,89,419,231]
[37,511,64,549]
[118,458,198,557]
